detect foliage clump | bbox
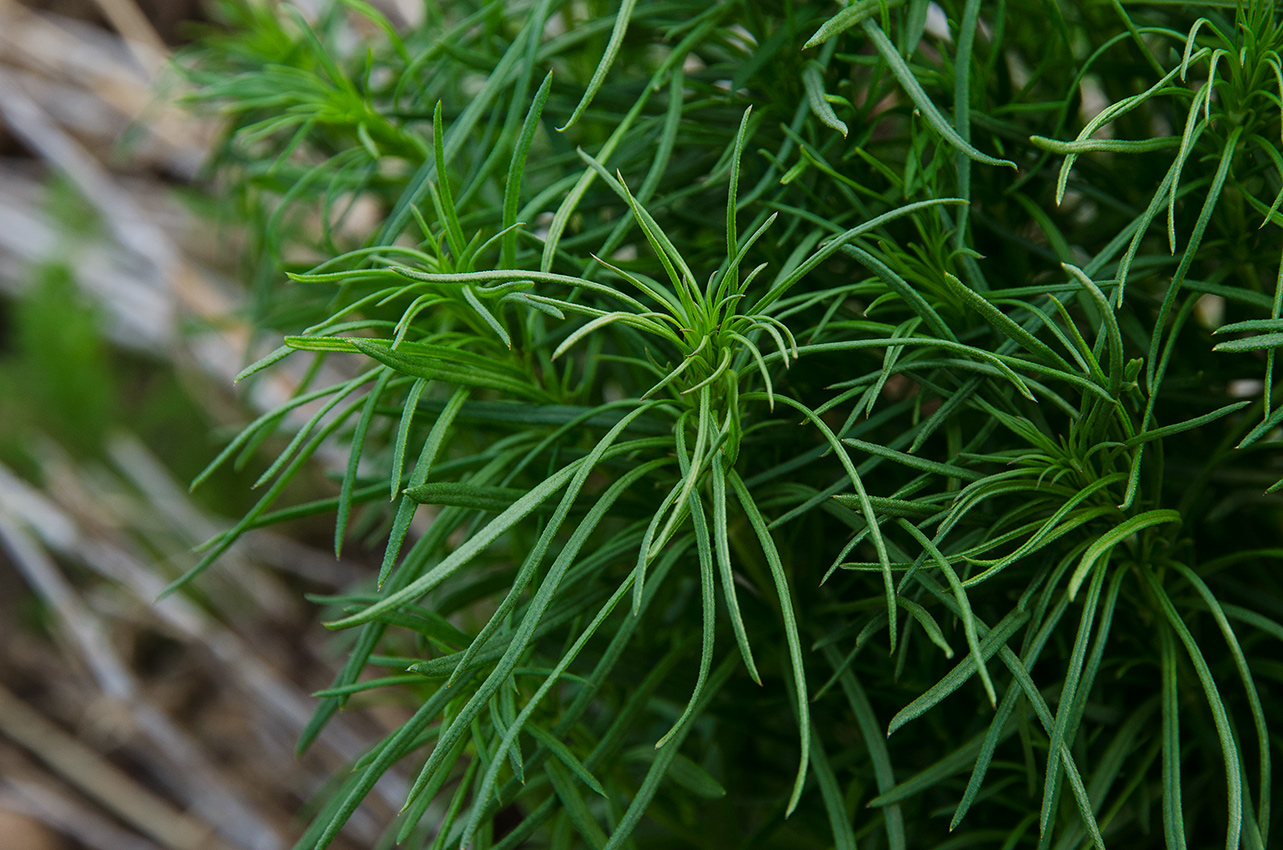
[186,1,1283,847]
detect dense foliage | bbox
[185,1,1283,847]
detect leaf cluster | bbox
[185,1,1283,848]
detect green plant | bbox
[185,0,1283,847]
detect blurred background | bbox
[0,2,414,848]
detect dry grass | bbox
[0,3,410,848]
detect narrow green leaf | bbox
[946,272,1070,371]
[1214,318,1283,334]
[809,731,857,850]
[711,458,760,683]
[802,61,848,137]
[1213,332,1283,353]
[502,71,553,268]
[749,198,967,315]
[896,597,953,658]
[600,657,736,850]
[655,461,716,749]
[724,106,752,294]
[1171,562,1270,844]
[1040,566,1107,836]
[1145,566,1243,850]
[378,387,469,586]
[1052,58,1196,205]
[546,760,608,848]
[311,674,425,698]
[396,417,659,814]
[391,266,648,311]
[1125,401,1250,447]
[1067,510,1181,600]
[337,369,393,555]
[234,344,292,383]
[888,608,1029,736]
[666,753,727,799]
[311,679,464,850]
[1028,135,1180,154]
[728,470,809,815]
[897,519,995,706]
[530,727,607,798]
[763,394,896,647]
[821,644,907,850]
[1160,624,1188,850]
[404,482,528,512]
[1169,83,1211,250]
[1147,126,1243,391]
[1063,263,1123,396]
[804,0,904,48]
[349,338,544,400]
[557,0,639,132]
[861,19,1015,168]
[390,378,426,501]
[430,101,467,261]
[462,285,512,348]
